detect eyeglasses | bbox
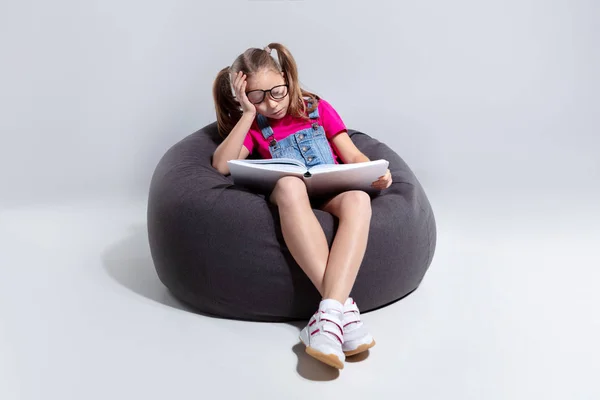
[245,84,289,104]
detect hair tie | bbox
[264,46,272,54]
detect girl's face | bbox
[245,69,290,119]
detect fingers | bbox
[234,72,250,104]
[239,72,247,91]
[232,71,245,96]
[371,181,391,190]
[233,72,242,94]
[371,170,392,190]
[240,78,249,104]
[371,178,384,189]
[237,72,246,90]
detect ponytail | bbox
[212,67,242,138]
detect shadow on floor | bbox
[284,320,336,380]
[102,224,368,381]
[101,224,196,314]
[291,343,340,380]
[286,321,370,380]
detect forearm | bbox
[350,153,371,164]
[212,112,256,174]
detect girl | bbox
[211,43,392,369]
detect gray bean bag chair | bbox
[147,122,436,321]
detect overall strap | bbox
[256,114,275,140]
[307,101,320,120]
[256,114,277,146]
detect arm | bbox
[330,130,392,190]
[329,130,370,164]
[212,112,254,175]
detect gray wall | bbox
[1,0,598,205]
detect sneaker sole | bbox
[305,347,344,369]
[343,339,376,357]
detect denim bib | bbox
[256,101,336,168]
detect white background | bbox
[2,0,597,204]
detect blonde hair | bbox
[212,43,319,138]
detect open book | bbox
[227,158,390,196]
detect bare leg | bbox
[318,191,372,303]
[269,177,328,293]
[270,178,372,304]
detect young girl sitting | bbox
[211,42,392,369]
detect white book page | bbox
[304,159,389,196]
[238,163,306,173]
[227,159,307,193]
[235,158,305,168]
[308,160,388,174]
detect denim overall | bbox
[255,101,336,169]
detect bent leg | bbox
[269,177,328,293]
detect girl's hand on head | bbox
[231,71,256,116]
[371,169,392,190]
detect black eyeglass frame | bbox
[245,84,289,104]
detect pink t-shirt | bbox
[243,98,347,164]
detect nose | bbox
[266,96,278,108]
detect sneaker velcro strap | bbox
[344,302,360,313]
[321,318,343,336]
[343,312,361,327]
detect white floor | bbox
[1,185,599,400]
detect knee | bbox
[271,176,308,207]
[340,191,372,218]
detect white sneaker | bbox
[299,308,345,369]
[342,298,376,356]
